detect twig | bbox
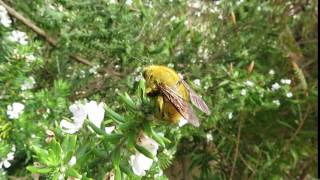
[229,113,244,180]
[283,105,312,151]
[0,0,93,66]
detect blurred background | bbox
[0,0,318,179]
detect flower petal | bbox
[105,126,115,134]
[60,120,79,134]
[86,101,105,128]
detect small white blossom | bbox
[129,133,159,176]
[109,0,117,4]
[167,63,174,68]
[126,0,133,6]
[85,101,105,128]
[240,89,247,96]
[60,100,105,134]
[244,80,254,87]
[0,5,11,27]
[188,0,201,9]
[272,100,281,106]
[228,112,233,119]
[7,102,25,119]
[8,30,28,45]
[0,152,15,169]
[206,133,213,142]
[271,83,281,91]
[170,16,177,22]
[58,174,64,180]
[21,76,36,90]
[286,92,293,98]
[60,102,87,134]
[193,79,201,86]
[25,54,36,63]
[280,79,291,85]
[105,126,115,134]
[134,75,143,82]
[268,69,275,75]
[256,5,261,11]
[68,156,77,166]
[89,65,100,75]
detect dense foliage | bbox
[0,0,318,179]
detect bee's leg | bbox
[156,96,164,117]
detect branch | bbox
[229,113,244,180]
[283,105,312,151]
[0,0,93,66]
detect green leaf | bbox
[62,135,77,163]
[134,144,154,159]
[118,92,137,110]
[49,140,62,163]
[65,168,81,178]
[112,147,121,167]
[26,166,53,174]
[87,120,107,136]
[114,166,121,180]
[105,106,125,123]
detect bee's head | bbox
[143,65,160,96]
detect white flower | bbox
[268,69,275,75]
[244,80,254,87]
[105,126,115,134]
[58,174,64,180]
[21,76,36,90]
[109,0,117,4]
[89,65,100,75]
[286,92,293,98]
[8,30,28,45]
[170,16,177,22]
[228,112,233,119]
[129,133,159,176]
[126,0,133,6]
[11,145,16,152]
[272,100,281,106]
[271,83,281,91]
[85,101,105,128]
[240,89,247,96]
[134,75,143,82]
[193,79,201,86]
[7,102,25,119]
[188,1,201,9]
[25,54,36,63]
[167,63,174,68]
[206,134,213,141]
[178,118,188,127]
[60,100,105,134]
[0,152,15,169]
[60,119,81,134]
[69,102,87,125]
[0,5,11,27]
[236,0,244,6]
[60,102,87,134]
[68,156,77,166]
[280,79,291,85]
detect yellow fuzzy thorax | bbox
[143,65,188,123]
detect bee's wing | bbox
[157,83,200,127]
[180,80,211,115]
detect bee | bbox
[143,65,211,127]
